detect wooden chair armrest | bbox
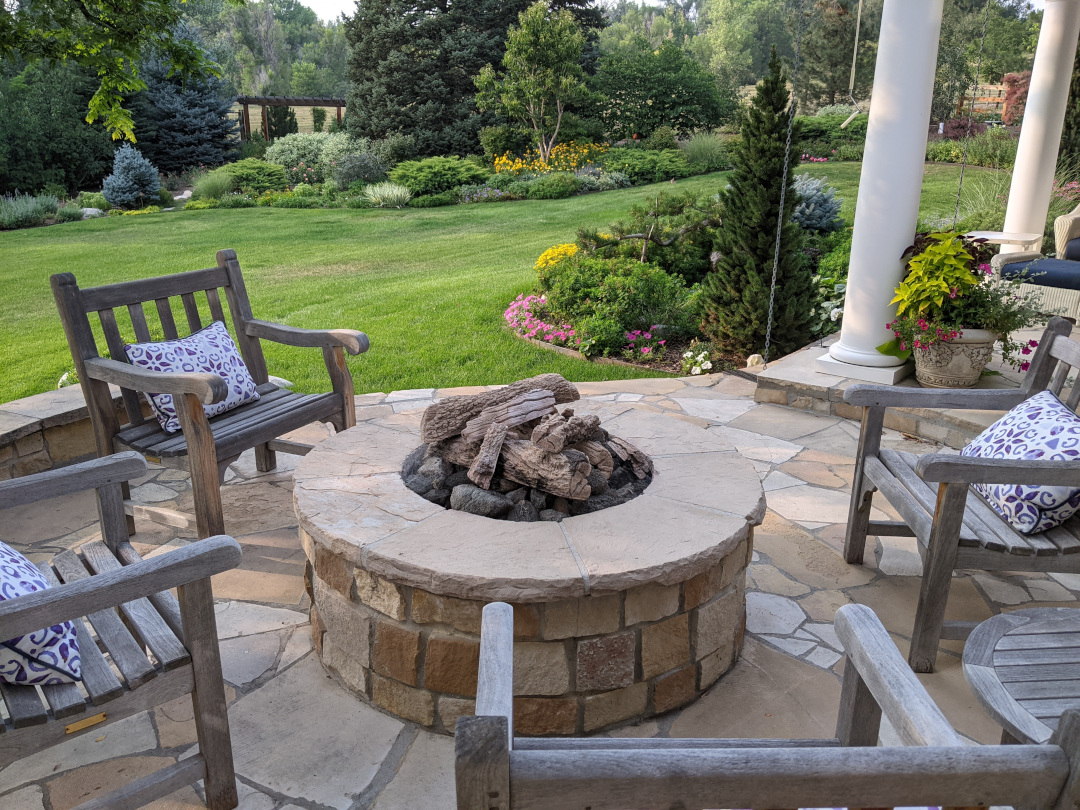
[916,453,1080,486]
[245,319,370,356]
[0,452,146,510]
[0,535,242,641]
[844,383,1026,411]
[475,602,514,741]
[834,604,966,747]
[84,357,227,404]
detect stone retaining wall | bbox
[0,386,132,479]
[304,529,751,735]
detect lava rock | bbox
[570,484,637,515]
[422,488,451,507]
[631,474,652,495]
[444,470,472,490]
[451,484,512,518]
[586,469,609,496]
[528,488,548,511]
[405,473,434,496]
[589,426,610,442]
[552,497,570,515]
[508,488,527,504]
[507,501,539,522]
[417,456,453,489]
[538,509,565,522]
[402,444,428,478]
[608,466,633,491]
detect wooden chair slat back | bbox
[155,298,179,340]
[1047,334,1080,408]
[51,250,270,433]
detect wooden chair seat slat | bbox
[33,561,124,705]
[1044,522,1080,554]
[113,542,185,641]
[128,303,152,343]
[40,682,87,719]
[958,486,1040,556]
[879,449,983,544]
[0,683,48,728]
[49,551,158,689]
[79,541,190,670]
[148,385,295,451]
[155,298,179,340]
[180,292,202,333]
[119,392,339,460]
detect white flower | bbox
[683,351,693,359]
[701,361,713,370]
[691,366,702,375]
[830,307,843,322]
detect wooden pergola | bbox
[236,96,346,139]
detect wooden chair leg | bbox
[323,345,356,430]
[178,577,238,810]
[836,657,882,746]
[909,481,967,673]
[254,443,276,472]
[176,394,225,539]
[845,406,884,564]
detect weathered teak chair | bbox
[456,602,1080,810]
[0,453,242,809]
[843,316,1080,673]
[52,249,369,538]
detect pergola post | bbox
[1001,0,1080,254]
[817,0,945,383]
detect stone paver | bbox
[5,369,1073,807]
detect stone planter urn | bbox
[913,328,997,388]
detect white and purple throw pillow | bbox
[961,390,1080,534]
[124,320,260,433]
[1,542,81,685]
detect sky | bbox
[304,0,354,22]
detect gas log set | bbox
[401,374,653,521]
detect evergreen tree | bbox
[700,48,812,358]
[1062,45,1080,164]
[103,145,161,208]
[344,0,601,156]
[131,33,239,174]
[267,106,298,139]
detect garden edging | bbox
[510,330,662,372]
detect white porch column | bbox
[817,0,944,384]
[1001,0,1080,254]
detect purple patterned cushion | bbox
[1,542,81,685]
[961,390,1080,534]
[124,320,260,433]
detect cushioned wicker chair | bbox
[993,204,1080,319]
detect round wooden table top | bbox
[963,607,1080,744]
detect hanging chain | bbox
[953,0,993,226]
[762,0,810,367]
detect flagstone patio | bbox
[3,371,1076,810]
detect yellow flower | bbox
[535,243,578,271]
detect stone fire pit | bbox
[294,400,764,735]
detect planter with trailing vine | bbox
[912,327,998,388]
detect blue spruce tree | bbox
[102,145,161,208]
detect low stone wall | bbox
[304,530,750,735]
[0,386,130,479]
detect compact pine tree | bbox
[267,106,298,140]
[102,145,161,208]
[131,45,239,174]
[699,48,813,359]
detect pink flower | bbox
[1020,361,1031,371]
[948,287,958,299]
[641,347,651,354]
[659,340,666,346]
[1021,346,1031,355]
[1029,339,1039,347]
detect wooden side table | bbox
[963,607,1080,744]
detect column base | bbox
[816,354,914,384]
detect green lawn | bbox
[0,162,1006,404]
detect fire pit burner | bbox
[402,374,653,521]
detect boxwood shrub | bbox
[389,156,489,196]
[219,159,288,193]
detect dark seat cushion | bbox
[1065,237,1080,262]
[1002,257,1080,290]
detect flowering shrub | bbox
[286,161,319,186]
[800,154,828,163]
[494,142,607,176]
[504,294,580,348]
[1054,179,1080,203]
[535,243,578,272]
[623,328,666,361]
[681,344,713,375]
[457,184,509,203]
